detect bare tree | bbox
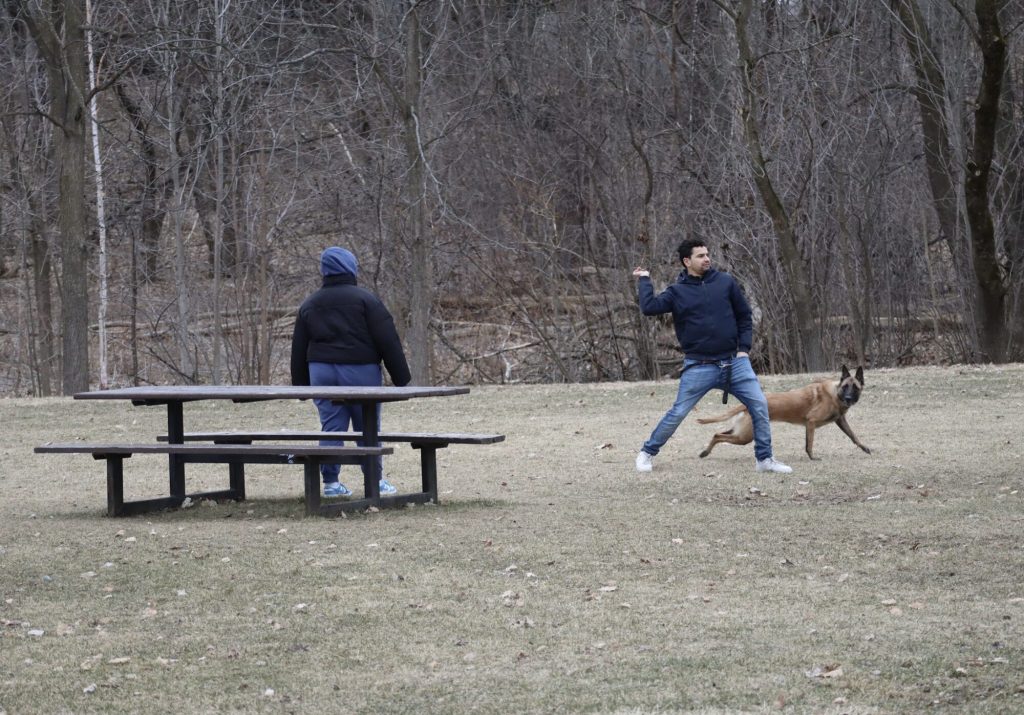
[162,19,196,382]
[3,0,1022,394]
[85,0,109,388]
[894,0,1018,361]
[3,118,57,395]
[361,1,435,384]
[22,0,91,393]
[964,0,1012,361]
[714,0,824,371]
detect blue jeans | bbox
[642,356,773,461]
[309,362,383,484]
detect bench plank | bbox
[158,431,505,445]
[35,443,392,456]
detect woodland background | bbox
[1,0,1022,397]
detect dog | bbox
[697,365,870,460]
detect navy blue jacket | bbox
[290,274,411,387]
[638,268,752,361]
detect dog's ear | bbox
[855,366,864,384]
[841,364,850,379]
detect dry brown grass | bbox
[2,364,1023,714]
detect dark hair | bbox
[677,239,707,263]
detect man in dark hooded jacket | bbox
[632,238,792,475]
[291,247,411,497]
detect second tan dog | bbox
[698,365,871,460]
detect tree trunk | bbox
[731,0,823,371]
[190,172,238,273]
[897,0,1011,362]
[86,0,109,388]
[964,0,1009,362]
[8,140,57,395]
[895,0,962,259]
[258,249,272,384]
[30,227,56,396]
[993,96,1024,359]
[166,63,196,382]
[211,0,228,384]
[115,83,170,282]
[401,2,433,384]
[24,0,91,394]
[895,0,982,359]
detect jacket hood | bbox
[320,247,359,277]
[678,267,719,284]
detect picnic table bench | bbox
[34,442,392,516]
[33,385,503,517]
[156,430,504,506]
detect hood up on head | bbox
[320,247,359,277]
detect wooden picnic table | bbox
[34,385,501,517]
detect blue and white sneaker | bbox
[323,482,352,498]
[378,479,397,496]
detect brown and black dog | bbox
[698,365,870,460]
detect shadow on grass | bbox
[52,495,513,522]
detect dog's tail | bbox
[696,405,748,424]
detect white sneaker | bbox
[635,451,654,473]
[756,457,793,474]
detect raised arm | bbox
[634,268,674,316]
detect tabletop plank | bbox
[73,385,470,402]
[35,442,393,456]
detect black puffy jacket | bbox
[290,274,411,386]
[637,269,752,361]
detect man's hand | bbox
[632,267,650,278]
[737,351,749,358]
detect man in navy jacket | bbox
[291,247,411,497]
[633,239,792,474]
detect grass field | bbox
[2,364,1023,714]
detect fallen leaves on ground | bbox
[805,663,843,678]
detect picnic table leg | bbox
[216,439,249,501]
[360,401,381,500]
[105,455,125,516]
[228,462,246,501]
[166,401,186,500]
[417,446,439,502]
[303,460,321,516]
